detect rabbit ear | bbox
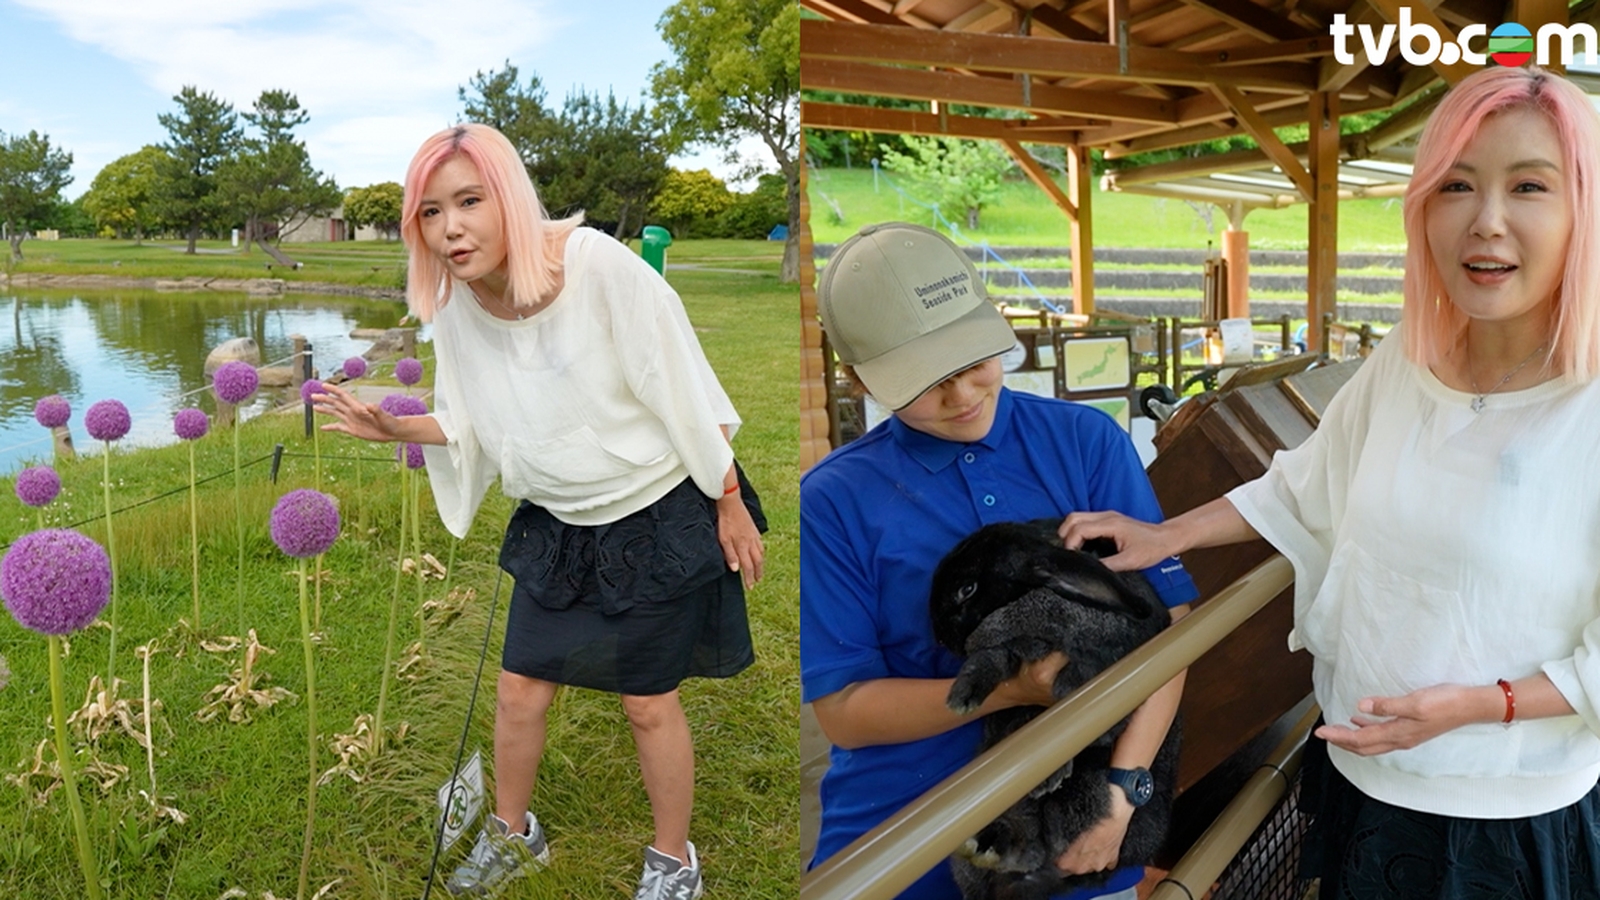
[1031,547,1157,620]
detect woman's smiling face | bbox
[1425,106,1572,331]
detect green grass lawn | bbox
[807,166,1408,252]
[4,237,783,291]
[0,254,798,899]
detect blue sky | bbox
[0,0,761,200]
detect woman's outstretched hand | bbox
[1057,510,1179,572]
[716,493,764,589]
[311,381,403,443]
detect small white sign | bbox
[437,750,486,851]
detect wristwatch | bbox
[1107,767,1154,808]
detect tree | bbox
[548,90,670,238]
[652,0,799,280]
[880,137,1014,231]
[718,172,788,239]
[216,89,341,265]
[82,145,167,240]
[0,130,73,261]
[653,168,734,237]
[459,67,670,239]
[153,87,241,254]
[344,182,403,240]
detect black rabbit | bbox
[928,519,1180,900]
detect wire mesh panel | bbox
[1211,771,1315,900]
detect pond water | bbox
[0,288,422,474]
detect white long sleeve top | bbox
[420,227,738,537]
[1227,325,1600,818]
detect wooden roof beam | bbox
[1094,91,1391,154]
[800,101,1088,144]
[1365,0,1475,84]
[1174,0,1317,42]
[1002,139,1078,220]
[1209,83,1312,196]
[799,19,1317,91]
[1027,3,1105,41]
[799,59,1176,123]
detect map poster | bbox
[1062,337,1130,392]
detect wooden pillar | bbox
[1223,202,1250,320]
[289,334,308,390]
[799,132,833,470]
[1068,144,1094,316]
[1306,91,1339,353]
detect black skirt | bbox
[497,467,763,695]
[1300,727,1600,900]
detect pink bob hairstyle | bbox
[399,123,583,322]
[1402,66,1600,381]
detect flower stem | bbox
[189,441,201,631]
[234,421,244,632]
[296,557,318,900]
[49,635,103,900]
[411,469,424,642]
[103,441,118,686]
[374,465,409,756]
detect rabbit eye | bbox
[956,583,977,602]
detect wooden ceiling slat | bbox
[800,59,1176,122]
[800,19,1318,90]
[800,0,906,26]
[1174,0,1316,41]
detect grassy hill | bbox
[806,167,1409,252]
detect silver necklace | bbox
[1467,341,1546,413]
[475,286,524,320]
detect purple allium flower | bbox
[397,442,425,470]
[84,399,131,442]
[269,489,340,559]
[299,379,325,405]
[2,529,112,636]
[212,360,260,405]
[394,357,423,386]
[173,408,209,441]
[14,467,60,508]
[342,357,367,380]
[33,396,71,429]
[379,394,428,417]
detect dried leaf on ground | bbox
[7,738,130,804]
[196,630,297,724]
[319,713,409,785]
[68,675,157,750]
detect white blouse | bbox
[421,227,738,535]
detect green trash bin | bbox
[641,225,673,274]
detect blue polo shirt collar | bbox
[888,387,1015,472]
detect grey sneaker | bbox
[445,811,550,897]
[633,841,704,900]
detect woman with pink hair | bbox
[314,123,764,899]
[1061,66,1600,898]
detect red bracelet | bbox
[722,483,739,496]
[1496,679,1515,724]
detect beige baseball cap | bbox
[819,222,1016,410]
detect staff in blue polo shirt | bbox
[801,222,1198,900]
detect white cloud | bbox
[11,0,567,118]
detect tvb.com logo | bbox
[1331,8,1599,67]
